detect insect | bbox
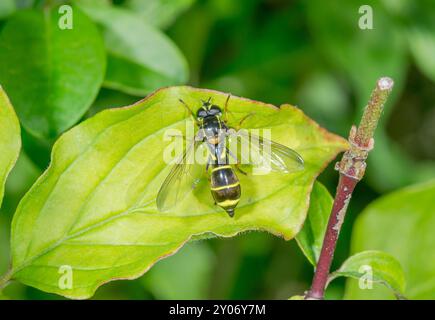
[156,96,304,217]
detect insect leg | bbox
[226,146,238,162]
[206,154,213,182]
[235,164,248,175]
[205,150,214,171]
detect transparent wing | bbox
[231,129,304,174]
[156,139,206,211]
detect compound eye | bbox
[196,108,208,118]
[209,105,222,116]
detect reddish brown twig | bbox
[305,77,394,300]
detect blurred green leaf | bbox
[295,182,333,266]
[298,73,350,136]
[364,132,434,191]
[166,5,213,84]
[0,86,21,208]
[142,242,214,299]
[306,0,407,110]
[76,1,189,96]
[408,26,435,83]
[346,180,435,299]
[330,250,406,299]
[395,1,435,83]
[86,88,139,118]
[288,295,304,300]
[380,0,411,17]
[305,0,435,192]
[124,0,196,29]
[10,86,347,298]
[205,2,312,97]
[0,0,15,20]
[14,0,35,9]
[0,6,106,138]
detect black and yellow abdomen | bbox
[210,165,241,217]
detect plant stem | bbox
[305,77,394,300]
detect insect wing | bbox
[156,139,205,211]
[234,130,304,174]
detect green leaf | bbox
[14,0,36,9]
[298,73,350,136]
[75,1,189,96]
[330,250,406,299]
[306,0,407,108]
[295,182,333,266]
[0,86,21,208]
[10,86,347,299]
[306,0,421,193]
[381,1,435,83]
[0,0,15,20]
[345,180,435,299]
[142,242,214,299]
[0,6,106,139]
[408,26,435,83]
[124,0,196,29]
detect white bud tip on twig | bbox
[377,77,394,91]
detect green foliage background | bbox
[0,0,434,299]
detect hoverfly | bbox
[156,96,304,217]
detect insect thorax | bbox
[199,116,226,142]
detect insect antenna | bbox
[224,94,232,123]
[179,98,196,116]
[200,97,212,108]
[179,99,202,126]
